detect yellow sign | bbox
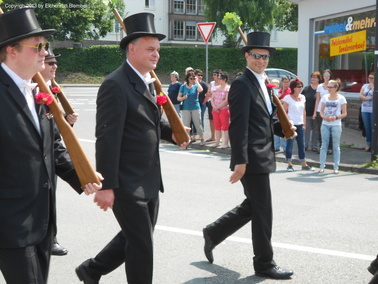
[330,30,366,56]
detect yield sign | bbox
[197,22,216,43]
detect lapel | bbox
[0,66,42,139]
[245,69,271,116]
[122,62,158,108]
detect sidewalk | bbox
[186,127,378,175]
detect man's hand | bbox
[66,113,79,125]
[172,127,191,149]
[82,172,104,195]
[284,121,297,140]
[230,164,246,184]
[94,189,114,211]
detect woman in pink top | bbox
[211,72,230,148]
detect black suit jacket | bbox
[0,66,82,248]
[228,68,278,174]
[95,62,174,200]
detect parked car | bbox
[265,68,297,81]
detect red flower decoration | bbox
[156,93,168,105]
[267,83,277,88]
[35,92,53,106]
[51,86,60,94]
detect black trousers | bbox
[0,224,53,284]
[85,196,159,284]
[205,172,276,272]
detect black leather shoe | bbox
[203,228,215,263]
[255,266,293,279]
[51,237,68,256]
[368,256,378,275]
[76,261,100,284]
[368,271,378,284]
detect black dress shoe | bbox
[203,228,215,263]
[368,256,378,275]
[76,261,100,284]
[369,271,378,284]
[51,237,68,256]
[255,266,293,279]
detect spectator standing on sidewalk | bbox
[302,71,321,151]
[318,79,347,174]
[359,72,374,152]
[167,71,182,117]
[283,78,313,172]
[195,69,208,130]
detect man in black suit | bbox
[75,13,187,284]
[202,32,294,279]
[0,8,101,284]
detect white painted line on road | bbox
[79,138,95,143]
[156,225,374,261]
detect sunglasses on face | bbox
[16,42,50,53]
[197,74,203,77]
[295,86,303,88]
[323,74,330,77]
[248,52,270,60]
[189,77,195,80]
[47,62,58,66]
[327,86,336,88]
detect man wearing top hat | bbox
[202,32,294,279]
[40,46,79,256]
[75,12,187,284]
[0,7,102,283]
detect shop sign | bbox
[330,30,366,56]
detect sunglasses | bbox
[323,74,330,77]
[16,42,50,53]
[248,52,270,60]
[327,86,336,88]
[189,77,195,80]
[295,86,303,88]
[197,74,203,77]
[47,62,58,66]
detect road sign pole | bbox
[206,41,208,83]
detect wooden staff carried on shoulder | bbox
[51,79,75,115]
[113,9,190,145]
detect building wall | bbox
[100,0,298,49]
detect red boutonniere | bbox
[35,92,53,105]
[51,86,60,94]
[156,92,168,106]
[266,83,277,88]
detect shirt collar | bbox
[126,59,156,87]
[1,62,28,89]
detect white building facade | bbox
[289,0,375,94]
[103,0,298,49]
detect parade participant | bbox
[75,12,187,284]
[202,32,294,279]
[40,46,79,256]
[0,8,102,283]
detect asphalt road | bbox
[1,86,378,284]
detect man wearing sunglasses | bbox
[203,32,294,280]
[0,7,102,283]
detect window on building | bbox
[174,20,184,40]
[198,0,205,15]
[186,21,197,40]
[145,0,155,8]
[314,9,374,93]
[174,0,184,13]
[186,0,196,14]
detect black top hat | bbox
[0,7,55,49]
[120,12,166,50]
[241,32,276,54]
[45,45,61,59]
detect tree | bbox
[204,0,298,47]
[0,0,125,42]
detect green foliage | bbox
[1,0,125,42]
[273,0,298,32]
[53,45,297,83]
[222,12,242,35]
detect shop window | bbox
[314,9,375,93]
